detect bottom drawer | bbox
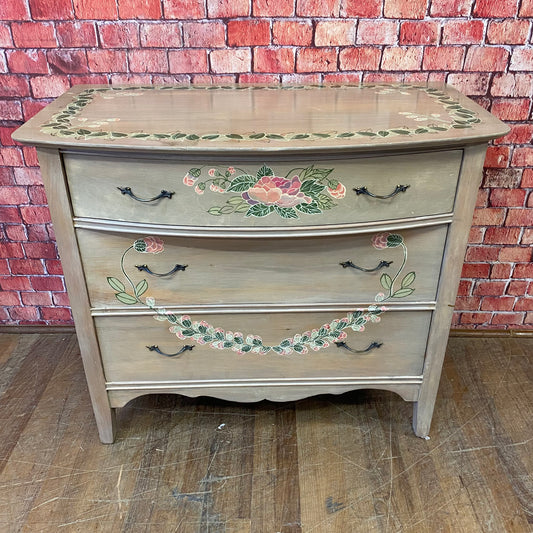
[95,310,431,383]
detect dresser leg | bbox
[95,406,117,444]
[412,401,432,439]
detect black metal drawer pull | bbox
[353,184,410,199]
[118,186,174,202]
[135,264,188,277]
[340,260,392,272]
[335,341,383,354]
[146,344,194,357]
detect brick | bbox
[281,73,321,84]
[169,50,208,73]
[323,72,363,84]
[487,20,530,45]
[422,47,464,70]
[465,246,500,262]
[481,296,515,311]
[523,169,533,187]
[400,21,439,45]
[56,22,97,47]
[522,229,533,245]
[454,296,481,311]
[111,74,151,84]
[461,262,490,278]
[273,21,312,46]
[23,242,57,259]
[457,280,473,296]
[0,243,24,259]
[192,74,236,84]
[442,20,484,44]
[494,124,533,146]
[464,47,509,72]
[0,168,14,186]
[207,0,250,17]
[520,0,533,16]
[491,98,531,121]
[484,227,521,245]
[10,306,41,322]
[29,183,49,203]
[490,263,512,279]
[20,206,51,224]
[0,186,29,205]
[9,259,44,275]
[253,0,294,16]
[0,147,24,166]
[151,74,190,84]
[0,0,31,19]
[482,168,521,188]
[29,0,74,19]
[510,49,533,71]
[5,225,27,241]
[491,312,524,326]
[6,51,47,75]
[315,21,356,47]
[476,188,488,207]
[48,50,88,75]
[484,146,510,168]
[99,22,140,48]
[0,292,22,306]
[0,100,22,121]
[239,73,280,83]
[296,48,337,73]
[118,0,161,18]
[499,247,532,263]
[447,73,490,96]
[88,50,127,72]
[21,292,53,306]
[14,167,42,186]
[507,280,528,296]
[41,307,73,322]
[473,281,507,296]
[0,24,13,48]
[129,50,169,73]
[505,208,533,227]
[342,0,382,17]
[12,22,57,48]
[357,20,398,45]
[73,0,118,18]
[381,46,422,71]
[210,49,252,74]
[297,0,340,16]
[183,22,226,48]
[31,276,64,291]
[140,23,182,47]
[254,48,295,73]
[384,0,427,18]
[21,148,38,168]
[340,47,381,70]
[0,75,31,98]
[430,0,472,16]
[512,148,533,167]
[30,75,70,99]
[0,276,31,290]
[228,20,270,47]
[53,292,71,306]
[490,189,526,207]
[473,0,517,17]
[45,259,63,275]
[460,312,492,324]
[163,0,205,18]
[515,298,533,311]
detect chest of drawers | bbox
[13,84,507,443]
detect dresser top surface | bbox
[14,83,508,153]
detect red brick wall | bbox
[1,0,532,328]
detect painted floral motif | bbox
[40,84,481,142]
[106,232,415,356]
[182,163,344,219]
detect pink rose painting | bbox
[242,175,312,208]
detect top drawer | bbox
[63,150,462,228]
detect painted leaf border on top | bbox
[40,84,482,142]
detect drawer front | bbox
[78,225,446,308]
[64,150,462,228]
[95,310,431,383]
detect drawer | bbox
[78,225,447,308]
[95,310,431,383]
[63,150,462,228]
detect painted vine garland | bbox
[40,84,481,142]
[106,233,415,356]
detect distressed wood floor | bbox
[0,332,532,532]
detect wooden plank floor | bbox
[0,332,532,532]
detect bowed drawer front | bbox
[12,84,508,443]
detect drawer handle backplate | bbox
[146,344,194,357]
[118,186,175,202]
[340,260,393,272]
[353,184,410,199]
[135,264,188,277]
[335,341,383,354]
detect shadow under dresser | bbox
[13,84,508,443]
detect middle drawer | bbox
[78,225,447,309]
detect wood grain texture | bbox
[0,332,531,532]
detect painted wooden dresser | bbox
[13,84,508,443]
